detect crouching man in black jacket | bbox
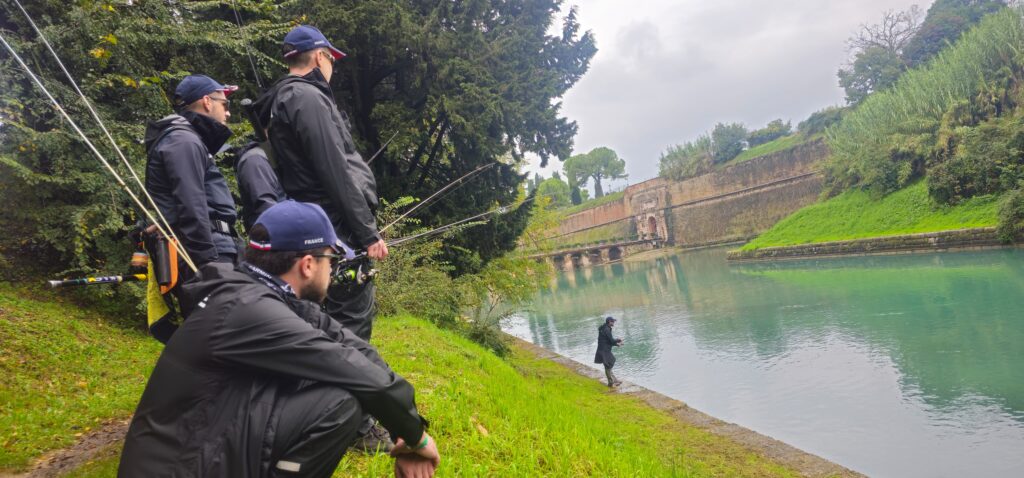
[119,201,439,477]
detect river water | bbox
[503,247,1024,477]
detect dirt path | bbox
[1,419,128,478]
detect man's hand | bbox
[367,239,389,260]
[390,432,439,478]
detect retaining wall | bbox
[727,227,1004,262]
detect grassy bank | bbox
[1,286,799,477]
[0,284,161,471]
[740,180,1001,251]
[728,134,813,165]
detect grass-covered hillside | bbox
[740,181,1001,251]
[0,286,800,477]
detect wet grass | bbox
[728,134,815,165]
[0,284,160,471]
[740,180,1001,251]
[1,286,799,477]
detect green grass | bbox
[1,287,799,477]
[728,134,814,165]
[740,180,1001,251]
[562,190,625,216]
[0,284,161,471]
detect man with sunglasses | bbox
[120,201,440,478]
[143,74,241,341]
[252,25,394,451]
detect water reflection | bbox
[506,247,1024,477]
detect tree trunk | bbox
[593,173,604,198]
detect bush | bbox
[927,115,1024,204]
[798,106,847,136]
[747,119,792,147]
[997,189,1024,242]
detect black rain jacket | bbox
[594,323,620,367]
[144,112,237,264]
[233,141,285,232]
[253,69,380,248]
[118,264,426,477]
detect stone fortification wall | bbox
[666,139,826,205]
[669,174,824,247]
[546,138,829,249]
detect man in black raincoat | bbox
[143,74,240,340]
[119,201,440,477]
[594,316,624,387]
[252,25,384,342]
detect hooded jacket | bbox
[118,264,426,477]
[232,141,286,232]
[144,112,237,264]
[253,69,380,248]
[594,322,620,367]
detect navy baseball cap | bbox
[249,201,345,254]
[173,74,238,108]
[283,25,346,60]
[606,316,616,323]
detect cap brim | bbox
[219,85,239,96]
[328,46,346,60]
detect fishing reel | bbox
[331,254,377,287]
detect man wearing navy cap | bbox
[120,201,440,477]
[253,24,387,336]
[143,74,241,338]
[251,25,392,448]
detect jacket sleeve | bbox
[160,135,217,264]
[238,154,284,219]
[211,301,425,444]
[284,88,381,247]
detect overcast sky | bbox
[528,0,923,192]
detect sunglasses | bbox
[207,96,230,109]
[310,252,343,266]
[319,49,336,65]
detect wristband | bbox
[414,434,429,450]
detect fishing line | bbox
[9,0,196,271]
[0,32,198,272]
[380,162,497,234]
[387,196,535,247]
[229,0,263,89]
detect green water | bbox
[505,248,1024,477]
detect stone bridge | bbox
[526,238,663,271]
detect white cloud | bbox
[528,0,924,189]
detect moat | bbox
[505,247,1024,477]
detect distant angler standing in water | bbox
[594,316,624,387]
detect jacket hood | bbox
[144,112,233,154]
[144,114,191,151]
[251,68,333,131]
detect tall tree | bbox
[838,7,923,104]
[902,0,1006,66]
[711,122,747,163]
[563,147,626,198]
[536,176,570,208]
[292,1,596,272]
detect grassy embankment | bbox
[0,285,799,477]
[727,134,814,165]
[740,180,1000,251]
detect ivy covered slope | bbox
[742,7,1024,251]
[0,286,799,477]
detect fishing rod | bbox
[380,162,497,234]
[366,130,398,165]
[48,274,147,288]
[387,196,535,247]
[0,32,199,273]
[9,0,197,272]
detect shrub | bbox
[997,189,1024,242]
[747,119,792,147]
